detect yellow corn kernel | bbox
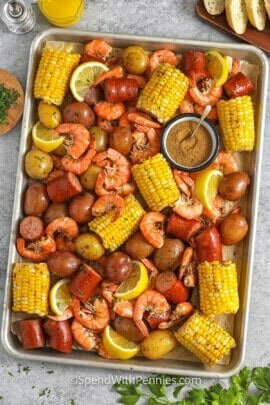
[132,153,180,211]
[217,96,255,151]
[175,312,236,367]
[34,47,80,106]
[137,63,189,123]
[89,195,145,251]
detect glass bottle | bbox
[0,0,36,34]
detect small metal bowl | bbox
[161,113,220,173]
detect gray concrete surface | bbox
[0,1,269,404]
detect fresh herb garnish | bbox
[46,370,54,374]
[0,83,19,125]
[113,367,270,404]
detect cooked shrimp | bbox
[194,104,218,121]
[133,290,171,337]
[97,342,112,359]
[71,319,98,350]
[94,66,124,86]
[93,148,131,189]
[173,194,203,220]
[118,111,132,127]
[210,151,238,174]
[130,128,160,164]
[94,101,125,121]
[51,155,65,170]
[173,169,194,197]
[127,112,161,129]
[149,49,179,73]
[140,212,165,248]
[92,195,125,222]
[113,300,134,319]
[45,217,79,239]
[56,123,90,159]
[72,296,110,331]
[61,137,96,175]
[85,39,112,59]
[179,94,195,114]
[55,235,76,252]
[97,117,115,134]
[158,302,193,329]
[189,77,222,107]
[101,281,118,305]
[115,183,136,197]
[141,258,159,288]
[127,74,147,89]
[179,247,197,288]
[16,237,56,262]
[48,307,73,322]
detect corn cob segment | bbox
[12,263,50,316]
[175,312,236,367]
[198,260,239,316]
[137,63,189,123]
[89,195,145,251]
[34,46,80,106]
[217,95,255,151]
[132,153,180,211]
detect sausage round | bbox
[43,319,72,353]
[19,216,44,241]
[19,319,45,350]
[104,78,139,103]
[47,172,82,202]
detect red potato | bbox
[166,213,202,242]
[69,192,95,224]
[63,102,95,129]
[19,216,44,242]
[84,85,103,106]
[46,172,82,202]
[224,72,254,98]
[43,319,72,353]
[195,226,222,262]
[155,272,189,304]
[19,319,45,350]
[47,251,81,277]
[104,78,139,103]
[24,183,50,217]
[43,202,69,225]
[69,263,102,302]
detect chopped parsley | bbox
[0,83,19,125]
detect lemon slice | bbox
[49,278,72,316]
[194,169,223,212]
[70,61,109,102]
[205,50,229,87]
[32,121,64,153]
[103,325,140,360]
[114,261,148,300]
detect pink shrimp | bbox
[173,194,203,220]
[92,195,125,222]
[189,77,223,107]
[101,281,118,305]
[56,123,90,159]
[158,302,193,329]
[94,66,124,86]
[179,247,197,288]
[45,217,79,239]
[140,212,165,248]
[113,300,134,319]
[71,319,98,350]
[210,151,238,174]
[61,137,96,175]
[16,237,56,262]
[130,128,160,164]
[173,169,194,197]
[149,49,179,73]
[94,101,125,121]
[85,39,112,60]
[194,104,218,121]
[127,112,161,128]
[141,258,159,289]
[72,297,110,331]
[179,94,195,114]
[133,290,171,337]
[48,307,74,322]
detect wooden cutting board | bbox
[0,70,24,135]
[196,0,270,53]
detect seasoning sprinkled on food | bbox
[166,121,213,167]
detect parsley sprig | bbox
[0,83,19,125]
[113,367,270,405]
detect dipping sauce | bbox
[166,121,212,167]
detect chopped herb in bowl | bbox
[0,83,19,125]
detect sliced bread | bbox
[203,0,225,15]
[225,0,248,34]
[264,0,270,20]
[245,0,266,30]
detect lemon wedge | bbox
[49,278,72,316]
[103,325,140,360]
[32,121,64,153]
[114,261,148,300]
[70,61,109,102]
[205,50,229,87]
[194,169,223,212]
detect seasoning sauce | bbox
[166,121,212,167]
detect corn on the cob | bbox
[137,63,189,123]
[132,153,180,211]
[89,195,145,251]
[175,312,235,366]
[217,95,255,151]
[198,260,239,316]
[34,47,80,106]
[12,263,50,316]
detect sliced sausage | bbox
[195,226,222,262]
[19,319,45,349]
[224,72,254,98]
[167,213,202,242]
[70,263,102,302]
[46,172,82,202]
[43,319,72,353]
[19,216,44,242]
[104,78,139,103]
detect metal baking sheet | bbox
[1,28,268,378]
